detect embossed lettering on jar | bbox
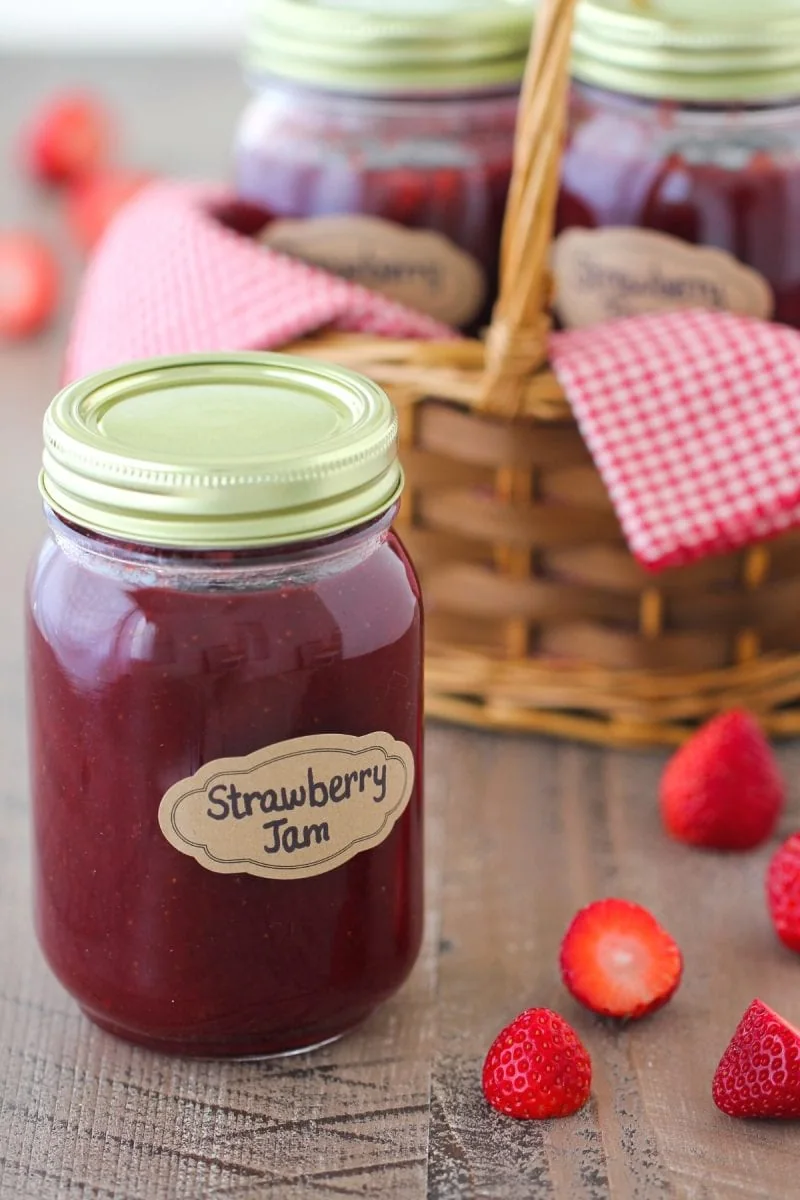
[235,0,533,330]
[554,0,800,330]
[26,352,424,1058]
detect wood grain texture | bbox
[3,55,800,1200]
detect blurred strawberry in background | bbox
[0,233,59,339]
[3,88,156,340]
[66,170,153,252]
[22,92,111,186]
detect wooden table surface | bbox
[3,55,800,1200]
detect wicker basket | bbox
[287,0,800,748]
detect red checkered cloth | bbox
[550,309,800,571]
[65,182,800,573]
[64,180,454,382]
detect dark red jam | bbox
[557,82,800,328]
[234,83,518,329]
[27,509,423,1057]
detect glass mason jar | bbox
[27,353,424,1058]
[234,0,534,331]
[554,0,800,330]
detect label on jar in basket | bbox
[552,227,774,329]
[158,732,415,880]
[259,214,486,328]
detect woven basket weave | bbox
[287,0,800,748]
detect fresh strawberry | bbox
[767,833,800,952]
[660,710,784,851]
[713,999,800,1118]
[0,232,59,339]
[65,170,152,252]
[559,898,682,1020]
[23,92,110,186]
[482,1008,591,1119]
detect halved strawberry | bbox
[660,710,784,851]
[713,999,800,1118]
[23,92,110,186]
[482,1007,592,1120]
[65,170,153,252]
[0,232,59,339]
[559,898,683,1020]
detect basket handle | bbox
[477,0,578,416]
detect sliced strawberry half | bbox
[24,91,111,186]
[0,233,59,339]
[559,898,683,1020]
[713,999,800,1118]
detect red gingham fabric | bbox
[550,309,800,571]
[64,180,454,382]
[65,182,800,573]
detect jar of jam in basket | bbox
[234,0,533,331]
[27,353,423,1058]
[554,0,800,330]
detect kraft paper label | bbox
[260,214,486,328]
[158,732,415,880]
[552,227,774,329]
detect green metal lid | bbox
[246,0,535,93]
[573,0,800,102]
[40,352,403,550]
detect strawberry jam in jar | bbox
[234,0,533,330]
[554,0,800,330]
[27,353,423,1057]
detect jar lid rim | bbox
[574,0,800,102]
[41,352,403,550]
[245,0,534,92]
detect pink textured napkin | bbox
[64,180,453,382]
[550,309,800,571]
